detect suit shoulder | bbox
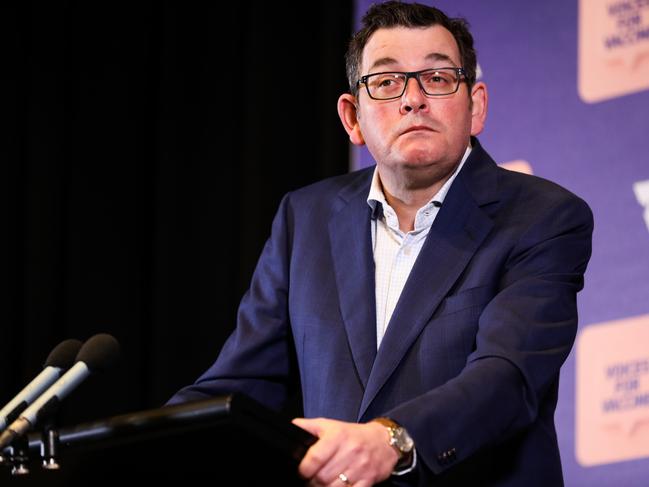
[286,166,374,206]
[496,166,592,217]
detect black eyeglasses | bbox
[357,67,466,100]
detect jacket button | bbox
[437,450,451,465]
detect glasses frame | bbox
[357,67,467,100]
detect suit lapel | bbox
[358,142,499,419]
[328,171,377,389]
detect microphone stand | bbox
[40,424,61,470]
[0,433,31,475]
[0,419,61,475]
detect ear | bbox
[469,81,488,136]
[337,94,365,146]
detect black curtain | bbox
[2,1,353,431]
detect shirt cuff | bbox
[392,447,417,476]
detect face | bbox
[339,25,487,189]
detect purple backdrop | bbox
[353,1,649,485]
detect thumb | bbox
[292,417,325,436]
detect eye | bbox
[364,73,407,99]
[422,71,452,85]
[368,74,405,93]
[371,74,403,87]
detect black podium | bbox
[1,394,316,485]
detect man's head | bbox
[346,2,477,98]
[337,1,487,194]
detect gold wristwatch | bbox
[373,417,415,469]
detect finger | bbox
[298,435,339,480]
[324,472,362,487]
[325,463,367,487]
[333,472,353,487]
[312,454,351,485]
[293,417,325,436]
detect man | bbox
[169,2,593,486]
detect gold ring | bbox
[338,473,351,485]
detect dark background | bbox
[2,0,353,471]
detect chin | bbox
[401,151,444,168]
[398,141,444,162]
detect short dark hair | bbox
[346,1,477,96]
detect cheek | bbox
[358,111,391,148]
[441,105,472,139]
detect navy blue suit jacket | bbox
[169,140,593,486]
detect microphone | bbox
[0,334,120,450]
[0,339,82,432]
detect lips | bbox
[401,125,435,135]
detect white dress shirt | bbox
[367,147,472,349]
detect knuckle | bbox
[353,450,370,467]
[349,440,363,454]
[309,452,325,465]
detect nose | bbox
[400,77,428,114]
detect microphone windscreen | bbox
[44,339,83,369]
[76,334,121,372]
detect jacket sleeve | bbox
[167,193,297,411]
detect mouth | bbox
[401,125,435,135]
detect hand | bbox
[292,417,398,487]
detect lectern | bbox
[0,394,316,485]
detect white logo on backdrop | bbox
[633,179,649,232]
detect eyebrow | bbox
[367,52,458,72]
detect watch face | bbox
[395,427,414,452]
[374,418,415,455]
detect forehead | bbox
[361,25,461,72]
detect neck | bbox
[379,173,450,233]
